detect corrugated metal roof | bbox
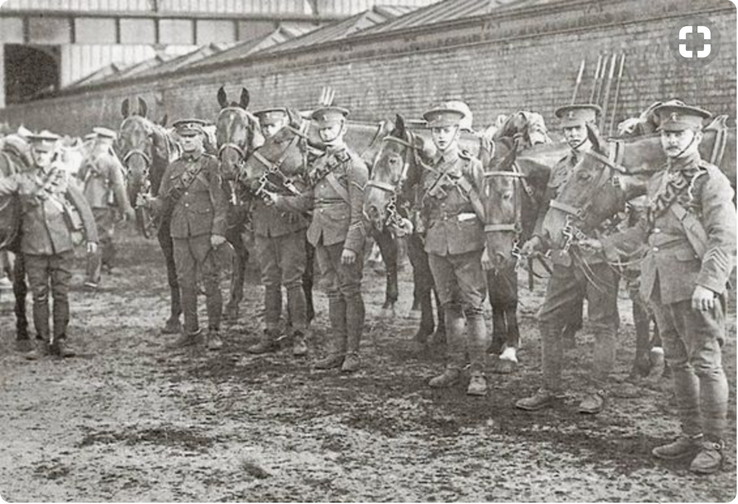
[128,43,234,78]
[358,0,551,35]
[187,25,311,69]
[65,62,131,89]
[264,5,417,54]
[93,54,175,84]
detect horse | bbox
[213,86,278,322]
[117,97,185,333]
[543,120,735,378]
[0,135,30,343]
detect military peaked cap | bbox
[423,102,468,128]
[554,104,602,128]
[93,127,117,140]
[654,103,711,132]
[27,130,60,152]
[173,118,208,136]
[312,106,349,128]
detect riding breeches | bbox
[85,207,117,284]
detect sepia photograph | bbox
[0,0,735,501]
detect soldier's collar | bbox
[182,149,203,162]
[667,151,701,172]
[434,145,459,165]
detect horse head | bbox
[363,114,429,233]
[240,110,305,197]
[481,137,525,270]
[493,111,552,151]
[215,86,262,181]
[542,123,633,250]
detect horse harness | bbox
[482,162,527,268]
[248,134,305,198]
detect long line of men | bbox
[1,98,734,476]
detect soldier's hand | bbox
[211,234,227,248]
[87,242,98,255]
[481,247,494,271]
[578,238,603,253]
[341,248,357,265]
[260,190,278,207]
[394,217,414,237]
[124,207,136,222]
[136,193,151,208]
[520,236,543,256]
[692,285,717,312]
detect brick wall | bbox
[1,0,734,137]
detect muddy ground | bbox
[0,225,735,502]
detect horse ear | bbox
[159,114,168,127]
[121,98,130,118]
[239,88,250,110]
[217,86,228,109]
[138,97,148,118]
[395,114,406,135]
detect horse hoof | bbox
[494,358,517,374]
[428,329,447,347]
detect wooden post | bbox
[571,58,586,104]
[608,54,626,136]
[600,54,617,131]
[589,55,603,103]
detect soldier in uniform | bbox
[245,107,310,357]
[516,104,619,414]
[140,119,228,351]
[580,104,736,474]
[406,102,490,396]
[263,105,368,372]
[0,131,98,359]
[79,127,134,289]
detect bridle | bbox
[365,131,425,230]
[483,161,527,268]
[217,107,254,168]
[547,147,628,254]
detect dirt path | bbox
[0,228,735,502]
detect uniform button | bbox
[652,246,659,252]
[653,228,660,233]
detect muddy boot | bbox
[206,329,223,351]
[578,390,606,414]
[652,434,703,460]
[341,296,364,373]
[341,352,360,373]
[516,387,564,411]
[467,371,487,396]
[690,438,724,474]
[53,337,77,358]
[429,365,461,388]
[315,298,347,370]
[247,329,279,354]
[292,331,308,357]
[24,339,50,361]
[169,329,203,349]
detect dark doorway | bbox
[4,44,60,104]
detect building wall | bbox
[0,0,734,135]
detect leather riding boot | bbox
[170,329,203,349]
[429,365,461,388]
[466,313,488,396]
[53,336,77,358]
[263,286,282,335]
[652,433,703,460]
[315,297,346,370]
[342,295,365,373]
[690,438,725,475]
[515,387,564,411]
[247,328,280,354]
[578,389,606,414]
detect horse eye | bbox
[578,171,593,181]
[503,192,513,200]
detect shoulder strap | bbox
[325,171,350,204]
[670,202,708,258]
[455,175,485,222]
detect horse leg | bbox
[373,228,398,314]
[405,233,434,343]
[303,239,315,325]
[486,270,506,355]
[157,226,182,334]
[224,221,248,323]
[492,266,520,374]
[645,314,666,382]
